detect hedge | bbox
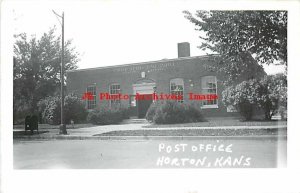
[146,101,205,124]
[222,74,287,120]
[87,107,129,125]
[38,94,87,125]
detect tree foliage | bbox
[145,101,205,124]
[38,94,87,125]
[257,74,287,120]
[13,26,80,122]
[222,79,260,120]
[222,74,287,120]
[184,10,287,83]
[86,107,129,125]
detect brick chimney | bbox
[178,42,190,58]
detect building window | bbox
[170,78,184,103]
[86,84,96,109]
[109,84,121,107]
[201,76,218,108]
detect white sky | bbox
[10,0,285,74]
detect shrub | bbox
[38,96,61,125]
[184,103,205,122]
[87,107,129,125]
[222,79,260,120]
[145,102,160,122]
[64,94,88,124]
[258,74,287,120]
[13,100,32,124]
[146,101,205,124]
[222,74,287,120]
[38,94,87,125]
[119,106,130,120]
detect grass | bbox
[13,123,95,139]
[13,123,94,130]
[95,128,287,137]
[143,118,287,128]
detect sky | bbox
[10,0,285,74]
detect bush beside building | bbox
[222,74,287,121]
[146,101,205,124]
[87,107,129,125]
[38,94,87,125]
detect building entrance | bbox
[132,80,156,118]
[137,94,153,118]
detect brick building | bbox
[66,42,265,118]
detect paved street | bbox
[14,137,286,169]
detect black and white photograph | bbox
[1,0,300,193]
[11,7,287,169]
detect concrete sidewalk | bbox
[13,122,287,140]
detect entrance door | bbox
[137,94,153,118]
[133,81,156,118]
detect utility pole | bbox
[53,10,67,134]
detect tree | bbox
[13,26,80,122]
[183,10,287,83]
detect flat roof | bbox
[67,54,219,73]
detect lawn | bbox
[13,123,94,130]
[95,128,287,136]
[142,118,287,128]
[13,123,95,138]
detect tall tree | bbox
[13,26,79,120]
[183,10,287,83]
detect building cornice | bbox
[66,54,220,73]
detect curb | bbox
[14,134,287,141]
[142,125,287,129]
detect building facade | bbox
[67,42,265,118]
